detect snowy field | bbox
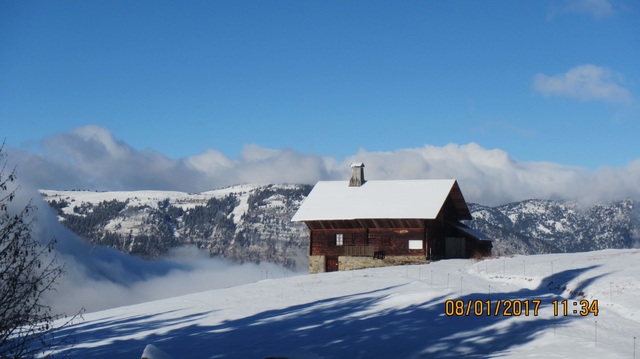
[50,249,640,358]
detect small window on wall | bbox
[336,234,344,246]
[409,240,423,250]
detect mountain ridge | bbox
[40,185,639,267]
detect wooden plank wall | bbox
[310,227,427,257]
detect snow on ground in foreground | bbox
[51,249,640,358]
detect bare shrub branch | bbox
[0,141,82,358]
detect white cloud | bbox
[7,126,640,207]
[566,0,614,18]
[534,64,632,103]
[549,0,615,19]
[11,126,338,193]
[343,144,584,205]
[186,149,234,175]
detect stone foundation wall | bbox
[338,256,428,271]
[309,255,429,273]
[309,255,325,274]
[381,256,429,266]
[338,257,387,271]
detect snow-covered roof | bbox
[292,179,470,222]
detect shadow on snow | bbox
[53,265,603,358]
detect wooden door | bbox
[325,256,339,272]
[445,237,465,258]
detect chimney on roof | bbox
[349,162,365,187]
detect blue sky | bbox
[1,1,639,202]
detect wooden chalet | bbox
[292,163,491,273]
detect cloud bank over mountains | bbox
[8,125,640,206]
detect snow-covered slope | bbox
[51,249,640,358]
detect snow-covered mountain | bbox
[49,249,640,358]
[469,199,639,255]
[41,184,312,269]
[40,186,639,267]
